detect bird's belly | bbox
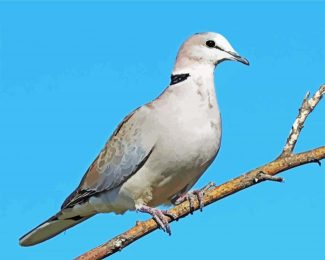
[147,164,211,207]
[148,126,220,206]
[121,119,221,207]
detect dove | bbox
[19,32,249,246]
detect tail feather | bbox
[19,212,94,246]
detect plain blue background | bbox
[1,1,325,259]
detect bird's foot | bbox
[136,205,175,235]
[174,182,216,212]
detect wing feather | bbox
[62,107,155,209]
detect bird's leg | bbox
[173,182,216,212]
[135,205,175,235]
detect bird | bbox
[19,32,249,247]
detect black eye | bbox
[206,40,215,48]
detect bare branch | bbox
[281,84,325,157]
[75,85,325,260]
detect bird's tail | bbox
[19,211,95,246]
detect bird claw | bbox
[174,182,216,212]
[161,210,177,220]
[136,205,174,235]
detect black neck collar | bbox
[170,73,190,85]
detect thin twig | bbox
[281,84,325,157]
[254,171,284,183]
[75,85,325,260]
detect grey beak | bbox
[214,45,250,65]
[227,51,250,65]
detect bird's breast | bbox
[156,108,221,171]
[156,86,222,165]
[139,95,222,205]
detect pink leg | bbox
[136,205,176,235]
[174,182,216,212]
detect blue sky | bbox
[1,1,325,259]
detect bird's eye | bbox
[206,40,216,48]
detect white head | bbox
[173,32,249,72]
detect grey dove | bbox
[19,32,249,246]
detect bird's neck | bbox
[168,60,219,111]
[172,59,216,95]
[173,57,215,77]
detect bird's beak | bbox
[215,46,249,65]
[214,45,250,66]
[226,50,249,65]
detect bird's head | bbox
[174,32,249,70]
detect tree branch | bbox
[75,84,325,260]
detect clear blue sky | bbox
[1,1,325,259]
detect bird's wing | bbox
[61,107,156,209]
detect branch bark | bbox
[75,84,325,260]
